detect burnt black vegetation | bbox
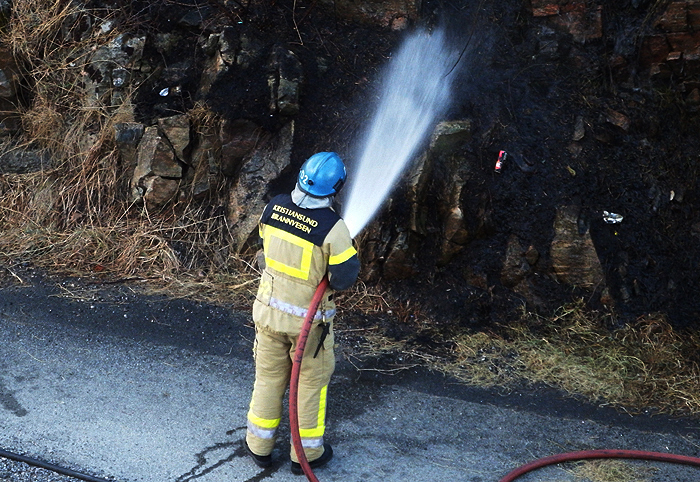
[93,0,700,328]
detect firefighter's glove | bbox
[255,249,266,271]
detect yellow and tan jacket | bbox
[253,193,359,334]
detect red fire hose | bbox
[290,281,700,482]
[289,276,330,482]
[499,449,700,482]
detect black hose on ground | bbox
[3,277,331,482]
[8,279,700,482]
[0,448,116,482]
[499,449,700,482]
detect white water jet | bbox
[342,28,457,238]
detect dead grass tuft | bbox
[422,300,700,415]
[338,281,394,314]
[333,292,700,416]
[569,459,656,482]
[447,331,519,386]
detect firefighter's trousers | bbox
[246,322,335,463]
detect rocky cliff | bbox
[0,0,698,327]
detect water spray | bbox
[341,27,458,238]
[340,0,492,237]
[290,27,460,480]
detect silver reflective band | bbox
[269,297,336,320]
[247,421,277,440]
[301,437,324,448]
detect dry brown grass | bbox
[511,304,700,415]
[0,2,257,299]
[330,289,700,417]
[568,459,656,482]
[380,299,700,416]
[2,1,127,231]
[0,190,258,295]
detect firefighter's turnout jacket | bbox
[246,193,359,462]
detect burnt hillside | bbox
[0,0,698,328]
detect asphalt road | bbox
[1,267,699,482]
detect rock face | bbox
[114,123,145,171]
[360,120,474,281]
[84,34,146,108]
[531,1,603,43]
[318,0,421,29]
[268,45,303,116]
[131,126,183,207]
[227,122,295,252]
[550,205,605,291]
[2,1,700,325]
[220,119,262,177]
[189,122,220,200]
[641,1,700,79]
[500,235,530,289]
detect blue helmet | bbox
[297,152,347,197]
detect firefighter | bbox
[245,152,360,475]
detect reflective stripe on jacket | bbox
[253,194,359,334]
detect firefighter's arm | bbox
[326,220,359,291]
[328,253,360,290]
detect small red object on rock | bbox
[495,150,507,173]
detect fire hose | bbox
[499,449,700,482]
[291,281,700,482]
[0,448,112,482]
[289,276,330,482]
